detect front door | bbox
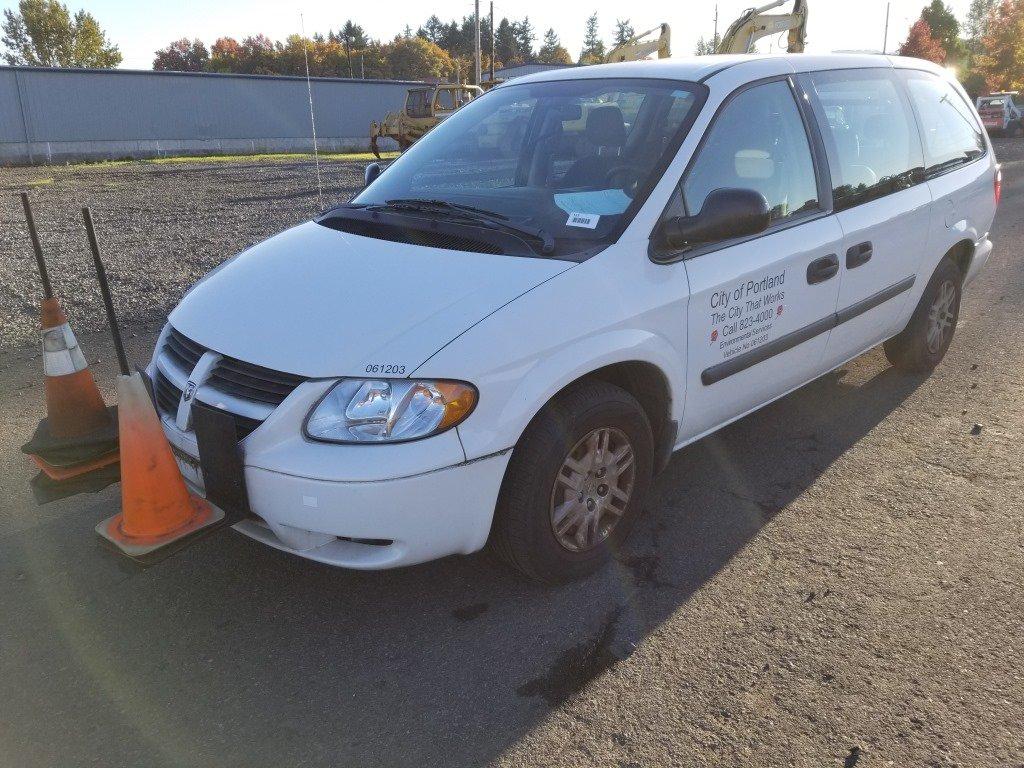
[670,78,845,441]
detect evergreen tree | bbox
[613,19,635,47]
[514,16,536,63]
[580,12,605,64]
[537,28,572,64]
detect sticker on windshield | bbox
[566,212,600,229]
[554,190,631,216]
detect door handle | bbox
[846,241,873,269]
[807,254,840,284]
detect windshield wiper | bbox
[378,198,556,255]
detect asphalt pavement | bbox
[1,142,1021,767]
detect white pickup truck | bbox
[976,92,1023,136]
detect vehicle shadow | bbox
[2,350,925,768]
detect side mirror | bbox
[658,188,771,250]
[364,162,382,188]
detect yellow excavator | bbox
[369,83,482,159]
[605,23,672,63]
[718,0,808,54]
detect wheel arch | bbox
[945,238,975,282]
[484,333,682,476]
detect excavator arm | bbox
[718,0,808,54]
[605,24,671,63]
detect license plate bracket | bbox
[191,402,251,524]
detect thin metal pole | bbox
[20,192,53,299]
[81,207,130,377]
[300,13,324,212]
[489,1,495,81]
[882,2,890,54]
[474,0,482,85]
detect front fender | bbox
[451,328,685,461]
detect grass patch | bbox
[54,150,398,171]
[26,177,53,186]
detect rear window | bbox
[903,72,985,172]
[805,69,923,210]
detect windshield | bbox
[352,78,705,258]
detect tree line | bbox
[5,0,1024,95]
[897,0,1024,94]
[149,13,644,80]
[1,0,647,80]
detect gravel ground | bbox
[1,145,1022,767]
[0,158,362,352]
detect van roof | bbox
[501,53,947,87]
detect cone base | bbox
[96,495,225,561]
[31,450,119,481]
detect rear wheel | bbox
[884,257,962,373]
[490,380,653,584]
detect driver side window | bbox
[683,80,819,223]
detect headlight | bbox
[304,379,477,444]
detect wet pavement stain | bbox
[517,608,625,706]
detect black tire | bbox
[884,257,963,373]
[490,380,654,584]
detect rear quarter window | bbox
[902,72,985,172]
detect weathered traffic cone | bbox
[19,192,118,481]
[95,371,223,561]
[40,297,112,437]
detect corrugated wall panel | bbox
[0,66,421,164]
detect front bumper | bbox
[152,368,512,569]
[235,453,510,568]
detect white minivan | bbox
[150,54,998,582]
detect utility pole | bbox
[489,0,495,81]
[474,0,482,85]
[882,1,890,53]
[714,4,719,47]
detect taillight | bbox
[995,165,1002,205]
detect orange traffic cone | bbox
[40,297,113,437]
[20,193,118,482]
[95,371,224,560]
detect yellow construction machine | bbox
[718,0,808,54]
[369,83,483,159]
[605,23,672,63]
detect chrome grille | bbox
[154,370,262,440]
[155,325,306,440]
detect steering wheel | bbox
[603,164,643,197]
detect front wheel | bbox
[884,257,962,373]
[490,380,653,583]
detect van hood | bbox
[168,221,572,378]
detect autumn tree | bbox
[537,28,572,64]
[207,37,241,71]
[2,0,120,67]
[973,0,1024,92]
[153,38,208,71]
[898,19,946,63]
[965,0,999,39]
[385,35,453,80]
[580,13,605,64]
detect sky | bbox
[1,0,976,70]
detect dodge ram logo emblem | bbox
[183,380,197,402]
